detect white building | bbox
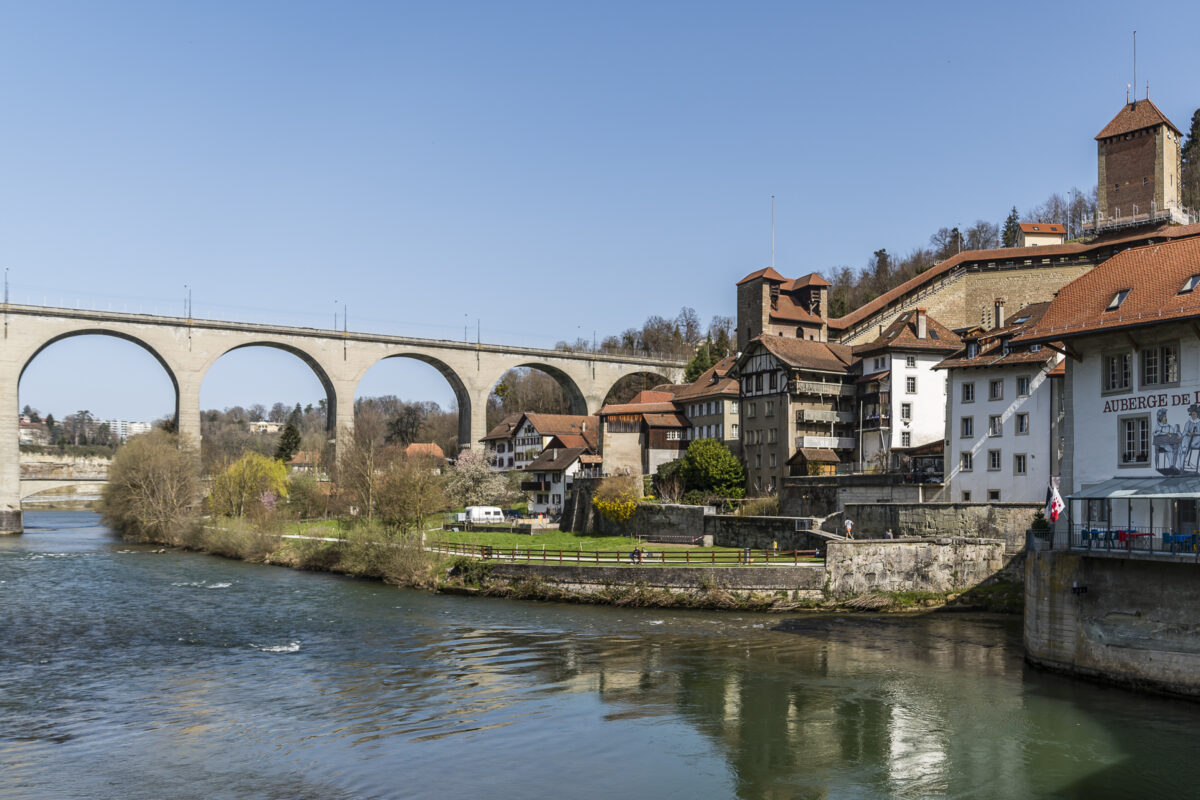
[520,442,601,517]
[1015,235,1200,538]
[938,302,1065,503]
[851,308,961,471]
[480,412,598,470]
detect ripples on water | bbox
[2,512,1199,800]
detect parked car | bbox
[504,509,525,520]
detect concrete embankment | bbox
[1025,549,1200,698]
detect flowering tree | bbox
[445,449,517,507]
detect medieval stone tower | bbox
[1093,97,1186,231]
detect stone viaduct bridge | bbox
[0,304,685,532]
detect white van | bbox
[458,506,505,525]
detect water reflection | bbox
[2,514,1199,800]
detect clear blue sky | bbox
[7,1,1199,421]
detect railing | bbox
[796,409,855,424]
[427,541,822,565]
[795,435,857,450]
[790,380,856,397]
[1045,525,1200,557]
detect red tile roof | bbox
[673,356,740,400]
[785,273,831,289]
[752,335,855,373]
[480,412,524,441]
[1048,361,1066,376]
[1095,98,1181,139]
[598,401,679,416]
[769,303,823,325]
[1014,236,1200,344]
[643,412,689,428]
[736,267,786,286]
[405,442,445,459]
[479,412,597,442]
[936,302,1059,370]
[852,309,962,357]
[1020,223,1065,234]
[828,222,1200,331]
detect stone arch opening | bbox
[19,329,181,423]
[602,371,673,406]
[355,353,472,456]
[487,363,588,431]
[199,343,339,471]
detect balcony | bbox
[520,481,552,492]
[796,435,857,450]
[789,380,855,397]
[796,409,855,424]
[861,413,891,430]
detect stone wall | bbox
[19,453,111,480]
[566,498,834,555]
[1025,550,1200,698]
[824,537,1004,598]
[485,563,824,599]
[781,475,944,517]
[843,502,1041,552]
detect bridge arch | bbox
[602,370,674,406]
[200,342,341,431]
[503,362,589,416]
[355,352,474,451]
[19,328,182,418]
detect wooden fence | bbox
[427,541,821,565]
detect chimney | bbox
[994,298,1006,329]
[916,308,927,340]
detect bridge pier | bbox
[0,362,21,532]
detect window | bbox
[552,494,561,505]
[767,428,777,444]
[755,375,762,391]
[988,490,1001,502]
[961,491,971,502]
[1142,343,1180,387]
[961,452,973,471]
[966,342,979,358]
[769,372,777,391]
[765,400,775,417]
[755,453,762,468]
[731,401,739,415]
[901,402,912,421]
[906,356,916,368]
[989,379,1003,401]
[732,423,739,436]
[906,376,917,394]
[901,431,911,447]
[873,357,884,370]
[989,415,1002,436]
[769,452,777,468]
[747,403,756,418]
[1105,289,1131,312]
[1179,274,1200,294]
[1016,413,1029,435]
[961,417,974,438]
[1104,352,1132,392]
[988,450,1001,471]
[1017,376,1031,396]
[1119,415,1150,465]
[1014,454,1027,475]
[962,382,975,403]
[666,430,681,440]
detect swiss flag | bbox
[1046,485,1065,523]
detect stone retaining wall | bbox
[842,502,1041,552]
[1025,550,1200,698]
[485,562,825,600]
[824,537,1004,598]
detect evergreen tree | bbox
[711,327,732,360]
[684,342,714,383]
[275,422,302,463]
[1002,207,1021,248]
[680,438,745,497]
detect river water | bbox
[2,512,1198,800]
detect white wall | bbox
[891,352,948,449]
[946,357,1060,502]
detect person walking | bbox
[844,518,854,539]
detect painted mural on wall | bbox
[1102,390,1200,476]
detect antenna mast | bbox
[1133,30,1137,105]
[770,195,775,270]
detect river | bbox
[2,512,1198,799]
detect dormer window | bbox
[966,342,979,358]
[1180,275,1200,294]
[1105,289,1130,312]
[1012,315,1030,325]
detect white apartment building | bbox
[852,308,960,471]
[938,303,1064,503]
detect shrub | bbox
[99,430,200,545]
[592,474,641,524]
[208,452,289,518]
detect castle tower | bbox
[1092,97,1186,232]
